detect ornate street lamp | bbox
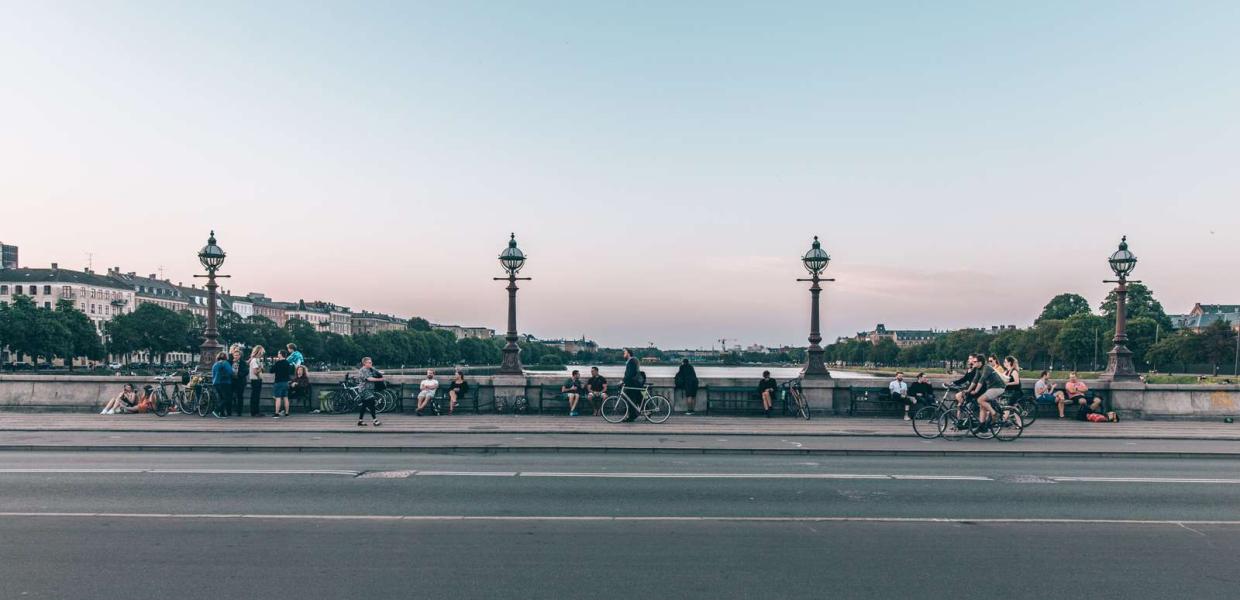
[1102,236,1139,380]
[494,234,530,375]
[195,231,229,370]
[798,236,834,378]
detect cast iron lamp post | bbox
[195,231,229,370]
[495,234,530,375]
[798,236,834,378]
[1102,236,1139,380]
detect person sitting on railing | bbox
[1034,371,1056,405]
[758,370,779,417]
[447,371,469,415]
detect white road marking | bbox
[416,471,518,477]
[1050,476,1240,484]
[0,468,359,476]
[890,475,992,481]
[515,472,894,480]
[0,512,1238,526]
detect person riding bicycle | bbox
[968,356,1007,430]
[1002,356,1022,403]
[620,349,643,422]
[951,355,981,405]
[355,357,383,427]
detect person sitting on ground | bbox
[1085,410,1120,423]
[1055,372,1093,419]
[447,371,468,415]
[415,369,439,416]
[562,370,585,417]
[586,366,608,417]
[889,371,914,421]
[101,383,139,415]
[1034,371,1056,405]
[758,370,779,417]
[908,372,935,409]
[289,365,312,412]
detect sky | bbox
[1,1,1238,348]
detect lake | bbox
[537,365,874,379]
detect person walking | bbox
[211,352,234,420]
[228,347,246,417]
[674,359,699,416]
[356,357,383,426]
[621,349,642,422]
[248,345,266,417]
[271,350,293,418]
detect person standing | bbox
[586,366,608,417]
[271,350,293,418]
[758,370,779,417]
[674,359,699,416]
[562,370,585,416]
[355,357,383,426]
[229,347,246,418]
[211,352,234,420]
[621,349,642,421]
[286,344,304,370]
[248,345,266,417]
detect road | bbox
[2,452,1240,599]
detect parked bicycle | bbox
[150,373,186,417]
[601,385,672,424]
[781,379,810,420]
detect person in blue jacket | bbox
[211,352,234,419]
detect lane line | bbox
[0,468,359,476]
[1050,477,1240,484]
[514,472,893,480]
[0,512,1239,525]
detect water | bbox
[537,365,874,379]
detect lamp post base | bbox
[199,341,222,370]
[802,348,832,379]
[498,346,523,375]
[1100,346,1139,381]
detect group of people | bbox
[887,354,1118,424]
[209,343,310,419]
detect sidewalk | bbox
[2,413,1239,457]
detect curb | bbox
[1,444,1238,459]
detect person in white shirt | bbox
[888,371,914,421]
[416,369,439,416]
[248,345,266,417]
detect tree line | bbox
[824,284,1239,375]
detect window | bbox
[90,304,96,314]
[0,285,7,294]
[15,285,23,294]
[43,285,51,295]
[62,286,70,297]
[44,302,51,309]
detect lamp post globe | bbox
[196,231,228,370]
[1103,236,1139,380]
[800,236,832,378]
[496,233,529,375]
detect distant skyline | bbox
[3,2,1237,348]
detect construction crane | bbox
[718,338,731,352]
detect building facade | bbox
[0,264,135,334]
[1173,304,1240,333]
[860,324,945,348]
[352,311,406,335]
[0,242,17,269]
[432,323,496,340]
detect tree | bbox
[1197,320,1237,375]
[284,318,324,360]
[0,295,64,365]
[1037,293,1091,323]
[1054,313,1108,371]
[1100,283,1173,331]
[106,304,192,364]
[1146,331,1197,373]
[407,317,432,332]
[53,299,103,368]
[870,338,900,365]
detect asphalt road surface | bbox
[2,452,1239,599]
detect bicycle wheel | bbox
[794,391,811,420]
[939,408,969,441]
[178,388,197,415]
[197,387,213,417]
[1016,399,1038,427]
[170,388,186,414]
[154,390,169,417]
[643,395,672,424]
[381,390,400,413]
[601,395,629,423]
[995,410,1024,442]
[912,405,942,440]
[373,393,391,414]
[972,414,997,440]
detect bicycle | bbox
[150,373,186,417]
[781,379,810,420]
[998,390,1038,427]
[181,371,216,417]
[911,384,962,440]
[939,395,1023,441]
[601,386,672,424]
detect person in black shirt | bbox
[758,370,778,417]
[586,367,608,417]
[270,350,293,418]
[908,372,935,406]
[674,359,699,416]
[447,371,469,415]
[952,355,980,405]
[621,349,642,422]
[562,370,585,416]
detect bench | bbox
[538,384,589,415]
[705,385,782,415]
[1036,389,1111,419]
[848,388,903,416]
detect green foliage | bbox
[1037,293,1091,323]
[407,317,432,332]
[54,299,104,367]
[106,304,192,364]
[1100,283,1173,331]
[1053,313,1109,370]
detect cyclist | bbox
[1002,356,1022,398]
[951,355,980,405]
[621,349,642,421]
[968,354,1007,429]
[355,357,383,427]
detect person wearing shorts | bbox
[270,350,292,418]
[586,367,607,417]
[1034,371,1056,404]
[416,370,439,416]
